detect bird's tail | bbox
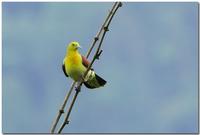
[84,73,106,89]
[95,74,107,86]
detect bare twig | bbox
[50,82,76,133]
[57,2,122,133]
[50,3,120,133]
[57,85,80,133]
[86,2,118,58]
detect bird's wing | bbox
[62,61,68,77]
[81,55,90,68]
[81,55,107,89]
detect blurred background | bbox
[2,2,198,133]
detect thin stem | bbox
[83,2,122,86]
[50,81,76,133]
[58,87,80,133]
[106,2,122,30]
[86,2,118,58]
[50,4,120,132]
[57,2,122,133]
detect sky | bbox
[2,2,198,133]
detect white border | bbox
[1,0,200,2]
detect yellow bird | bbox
[62,41,106,89]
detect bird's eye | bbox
[72,43,75,46]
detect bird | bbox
[62,41,106,89]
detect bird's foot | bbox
[75,85,81,92]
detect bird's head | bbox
[67,41,81,52]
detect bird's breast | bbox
[65,53,85,81]
[66,53,81,65]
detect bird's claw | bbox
[75,86,81,92]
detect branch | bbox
[50,81,76,133]
[85,2,118,58]
[50,2,121,133]
[57,2,122,133]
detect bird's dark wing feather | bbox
[62,64,68,77]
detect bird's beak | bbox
[77,45,82,49]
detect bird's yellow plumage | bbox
[63,41,106,89]
[64,42,85,81]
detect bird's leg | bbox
[75,76,83,92]
[75,82,81,92]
